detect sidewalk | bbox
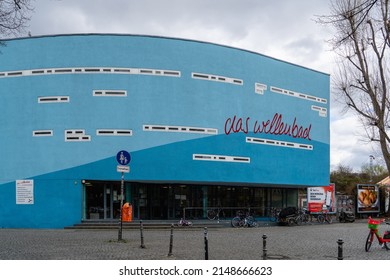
[0,221,387,260]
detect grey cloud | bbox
[29,1,329,44]
[285,36,325,62]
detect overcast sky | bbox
[24,0,380,172]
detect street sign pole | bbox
[118,171,124,241]
[116,150,131,242]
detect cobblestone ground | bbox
[0,221,390,260]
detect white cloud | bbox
[330,112,378,172]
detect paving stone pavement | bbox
[1,220,390,260]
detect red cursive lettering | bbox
[224,115,250,135]
[224,113,312,141]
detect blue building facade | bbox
[0,34,330,228]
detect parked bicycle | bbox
[317,209,333,224]
[231,210,258,228]
[365,216,390,251]
[207,208,225,221]
[303,208,311,223]
[269,207,281,222]
[278,207,298,226]
[292,208,310,226]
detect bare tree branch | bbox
[323,0,390,176]
[0,0,33,38]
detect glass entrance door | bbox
[85,181,122,220]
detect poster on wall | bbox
[16,180,34,204]
[307,184,336,213]
[357,184,379,213]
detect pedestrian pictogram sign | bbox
[116,150,131,165]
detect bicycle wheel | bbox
[295,216,302,226]
[326,215,333,224]
[207,210,216,220]
[246,216,256,227]
[231,217,241,228]
[287,218,295,226]
[365,231,374,252]
[384,242,390,250]
[317,215,325,224]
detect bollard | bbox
[262,234,267,260]
[337,238,344,260]
[140,220,146,249]
[204,227,209,260]
[168,224,174,257]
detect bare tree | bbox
[0,0,33,38]
[323,0,390,175]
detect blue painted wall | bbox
[0,34,330,228]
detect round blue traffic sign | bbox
[116,150,131,165]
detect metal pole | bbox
[118,171,124,241]
[204,227,209,260]
[168,224,174,256]
[262,234,267,260]
[369,155,375,183]
[140,220,146,248]
[337,238,344,260]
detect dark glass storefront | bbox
[83,180,298,220]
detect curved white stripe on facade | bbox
[193,154,250,163]
[32,130,53,137]
[192,72,243,85]
[270,86,327,104]
[143,125,218,135]
[96,129,133,136]
[246,137,313,150]
[38,96,70,103]
[93,90,127,97]
[0,67,181,78]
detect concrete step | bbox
[65,220,228,230]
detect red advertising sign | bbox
[307,184,336,213]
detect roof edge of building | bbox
[1,32,330,76]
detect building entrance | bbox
[83,180,299,220]
[84,181,123,220]
[131,183,201,220]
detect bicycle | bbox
[317,209,333,224]
[207,208,225,221]
[291,208,310,226]
[278,207,298,226]
[231,210,258,228]
[365,216,390,251]
[269,207,280,222]
[301,208,311,223]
